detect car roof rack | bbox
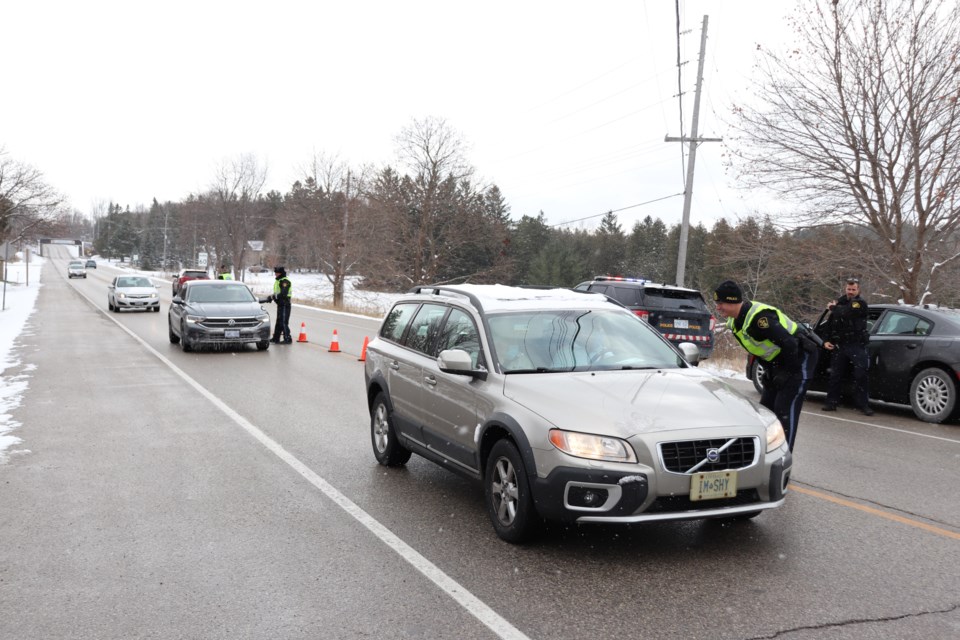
[409,285,485,313]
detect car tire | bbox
[484,439,541,543]
[749,359,766,394]
[180,321,192,352]
[168,319,180,344]
[909,367,957,423]
[370,392,411,467]
[108,299,114,312]
[257,341,269,351]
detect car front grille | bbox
[198,317,263,329]
[658,437,758,474]
[124,294,155,300]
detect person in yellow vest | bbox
[713,280,819,451]
[217,265,233,280]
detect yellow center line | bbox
[792,485,960,541]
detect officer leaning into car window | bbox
[261,266,293,344]
[217,265,233,280]
[822,277,873,416]
[713,280,819,451]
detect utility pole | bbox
[665,15,722,287]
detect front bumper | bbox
[116,298,159,310]
[183,324,271,345]
[532,451,791,524]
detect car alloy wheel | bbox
[370,393,411,466]
[910,367,956,423]
[484,439,540,543]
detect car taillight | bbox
[710,315,716,331]
[634,310,650,322]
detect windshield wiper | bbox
[506,367,555,374]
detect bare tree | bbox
[0,147,63,244]
[208,154,268,277]
[727,0,960,304]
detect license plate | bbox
[674,318,689,329]
[224,330,240,339]
[690,470,738,501]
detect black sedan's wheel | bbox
[910,367,957,423]
[484,439,541,543]
[370,393,411,467]
[168,319,180,344]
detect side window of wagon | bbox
[381,303,419,343]
[434,308,484,368]
[402,303,449,355]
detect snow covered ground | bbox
[0,252,742,462]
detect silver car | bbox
[364,284,792,543]
[108,276,160,312]
[67,260,86,279]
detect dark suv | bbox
[574,276,715,358]
[172,268,210,295]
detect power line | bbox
[550,192,684,227]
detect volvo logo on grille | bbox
[706,448,720,463]
[227,319,236,326]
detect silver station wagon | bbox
[364,284,792,543]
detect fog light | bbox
[568,486,609,508]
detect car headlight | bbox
[118,293,126,299]
[766,419,786,452]
[185,314,204,324]
[257,313,269,323]
[548,429,637,463]
[149,292,158,299]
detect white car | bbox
[67,261,87,279]
[108,276,160,312]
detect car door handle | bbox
[389,361,400,370]
[424,375,437,386]
[906,344,917,349]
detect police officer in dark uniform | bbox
[264,265,293,344]
[714,280,819,451]
[822,278,873,415]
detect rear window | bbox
[183,271,207,278]
[641,288,708,312]
[381,303,419,343]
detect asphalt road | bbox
[1,253,958,640]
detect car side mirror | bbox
[438,349,487,380]
[172,296,183,304]
[677,342,700,366]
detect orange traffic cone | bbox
[358,336,369,361]
[297,322,308,343]
[328,329,341,353]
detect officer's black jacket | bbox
[827,295,869,345]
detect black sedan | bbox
[747,303,960,423]
[168,280,271,352]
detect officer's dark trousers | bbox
[760,348,819,451]
[273,303,292,341]
[825,343,870,410]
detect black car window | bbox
[606,286,640,306]
[642,288,708,312]
[402,303,448,354]
[876,312,921,335]
[434,308,483,367]
[381,303,419,343]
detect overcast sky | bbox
[3,0,794,230]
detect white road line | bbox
[89,292,531,640]
[805,410,960,443]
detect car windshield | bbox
[487,309,686,373]
[119,277,152,287]
[185,284,255,303]
[69,262,83,267]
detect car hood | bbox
[185,302,264,316]
[502,368,772,437]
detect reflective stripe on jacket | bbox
[726,301,797,362]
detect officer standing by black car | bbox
[822,277,873,415]
[713,280,820,452]
[261,266,293,344]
